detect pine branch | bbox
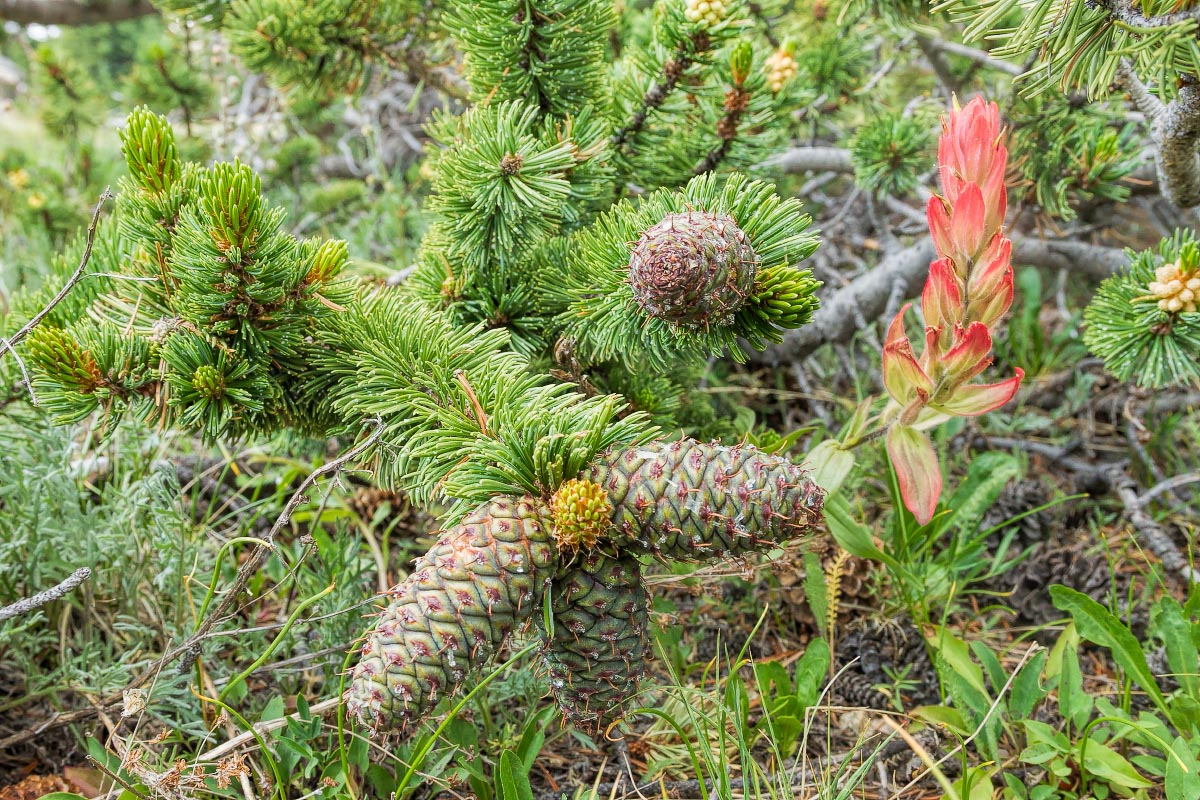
[0,0,154,25]
[0,567,92,623]
[761,146,854,174]
[694,69,752,174]
[0,189,111,370]
[611,29,711,150]
[916,35,1023,77]
[1153,80,1200,208]
[1116,61,1200,208]
[399,45,469,101]
[1097,0,1200,28]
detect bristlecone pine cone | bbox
[347,497,556,730]
[583,438,824,561]
[347,438,824,733]
[980,478,1058,554]
[990,538,1118,633]
[538,551,648,734]
[628,211,758,328]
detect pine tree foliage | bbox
[836,0,927,26]
[25,108,353,439]
[1007,95,1141,219]
[31,44,101,146]
[936,0,1200,98]
[1084,229,1200,388]
[850,111,935,198]
[161,0,425,94]
[425,100,594,275]
[447,0,616,117]
[608,0,790,184]
[124,38,212,132]
[4,0,834,735]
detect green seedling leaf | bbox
[806,439,856,495]
[497,750,534,800]
[824,492,897,568]
[971,640,1007,692]
[1153,597,1200,698]
[944,766,995,800]
[1010,649,1049,722]
[1166,735,1200,800]
[802,550,828,639]
[1081,739,1153,790]
[944,450,1021,532]
[517,706,555,770]
[928,626,988,698]
[755,661,792,702]
[911,705,970,736]
[794,638,830,707]
[1051,586,1167,714]
[1021,719,1070,766]
[1059,634,1093,730]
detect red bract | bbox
[882,96,1023,525]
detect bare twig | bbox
[918,35,1024,77]
[761,146,854,174]
[0,567,92,623]
[970,435,1198,584]
[197,697,341,762]
[0,189,111,367]
[1139,471,1200,506]
[0,0,155,25]
[1110,469,1200,584]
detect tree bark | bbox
[1,0,156,25]
[752,237,1130,363]
[760,146,854,174]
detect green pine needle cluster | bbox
[937,0,1200,98]
[319,292,656,521]
[164,0,424,94]
[1084,230,1200,388]
[448,0,616,116]
[1007,95,1140,219]
[850,111,935,198]
[26,108,352,439]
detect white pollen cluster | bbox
[684,0,726,26]
[1148,262,1200,314]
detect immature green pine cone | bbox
[581,438,824,561]
[629,211,758,328]
[539,551,648,735]
[347,496,556,731]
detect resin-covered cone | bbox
[582,438,824,561]
[539,551,647,735]
[347,496,556,731]
[629,211,758,328]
